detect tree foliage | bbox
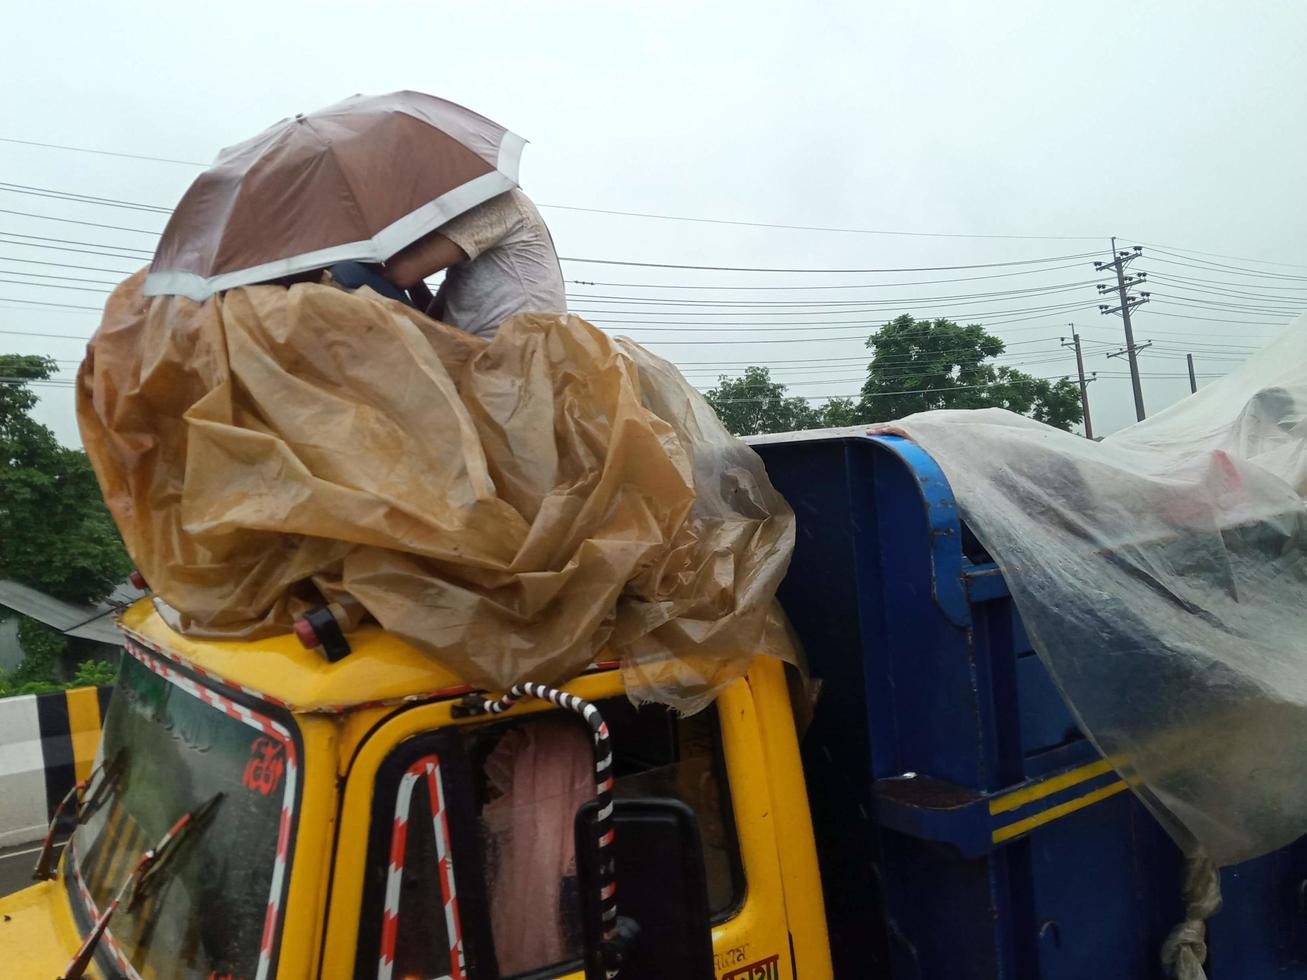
[0,355,132,690]
[703,366,821,436]
[857,315,1083,429]
[0,355,132,604]
[702,316,1084,436]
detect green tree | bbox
[0,355,132,687]
[704,366,822,436]
[857,315,1083,430]
[815,396,862,428]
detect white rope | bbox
[1160,850,1222,980]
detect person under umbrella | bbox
[328,186,566,339]
[146,91,567,337]
[379,188,565,339]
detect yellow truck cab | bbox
[0,599,831,980]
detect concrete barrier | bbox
[0,686,111,848]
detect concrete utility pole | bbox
[1061,327,1096,439]
[1095,237,1151,421]
[1187,353,1198,393]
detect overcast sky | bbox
[3,0,1306,444]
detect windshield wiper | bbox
[32,750,126,882]
[129,793,223,909]
[60,793,223,980]
[77,749,127,826]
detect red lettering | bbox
[242,737,285,796]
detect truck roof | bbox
[119,598,476,714]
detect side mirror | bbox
[574,797,715,980]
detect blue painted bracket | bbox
[873,754,1127,859]
[866,434,971,628]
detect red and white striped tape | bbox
[378,755,465,980]
[118,623,612,716]
[119,626,294,712]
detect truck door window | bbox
[363,755,465,980]
[461,700,743,978]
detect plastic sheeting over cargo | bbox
[872,316,1307,866]
[76,273,795,713]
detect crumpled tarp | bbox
[873,315,1307,866]
[77,272,795,713]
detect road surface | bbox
[0,840,61,899]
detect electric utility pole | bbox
[1061,326,1096,439]
[1095,238,1151,421]
[1187,353,1198,394]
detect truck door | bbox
[321,674,795,979]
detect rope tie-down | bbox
[1161,850,1222,980]
[461,682,636,978]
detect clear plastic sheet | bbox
[77,273,795,713]
[873,317,1307,865]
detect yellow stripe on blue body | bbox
[988,756,1130,844]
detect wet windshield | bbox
[70,643,298,978]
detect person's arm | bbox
[383,232,468,289]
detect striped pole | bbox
[31,776,86,881]
[378,756,466,980]
[475,683,620,955]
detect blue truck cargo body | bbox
[752,431,1307,979]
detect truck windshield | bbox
[68,642,298,979]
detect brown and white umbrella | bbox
[144,91,525,300]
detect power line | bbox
[574,298,1100,322]
[0,136,208,167]
[1144,282,1307,305]
[0,255,137,275]
[687,358,1079,384]
[1132,240,1307,273]
[0,182,173,213]
[0,238,152,261]
[706,374,1078,404]
[0,269,120,285]
[0,296,103,311]
[578,301,1103,330]
[567,280,1102,308]
[1143,270,1307,294]
[566,262,1094,291]
[654,341,1085,371]
[1,202,1106,277]
[0,376,76,385]
[0,328,92,340]
[1142,310,1289,327]
[0,232,152,255]
[559,251,1105,274]
[1147,294,1298,315]
[724,343,1076,370]
[1146,252,1307,283]
[0,208,162,235]
[539,203,1103,241]
[1148,339,1260,352]
[0,277,111,293]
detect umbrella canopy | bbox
[145,91,525,300]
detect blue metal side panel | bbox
[1210,840,1307,975]
[1015,655,1081,758]
[754,432,1307,979]
[1023,793,1181,979]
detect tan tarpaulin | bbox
[77,273,795,712]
